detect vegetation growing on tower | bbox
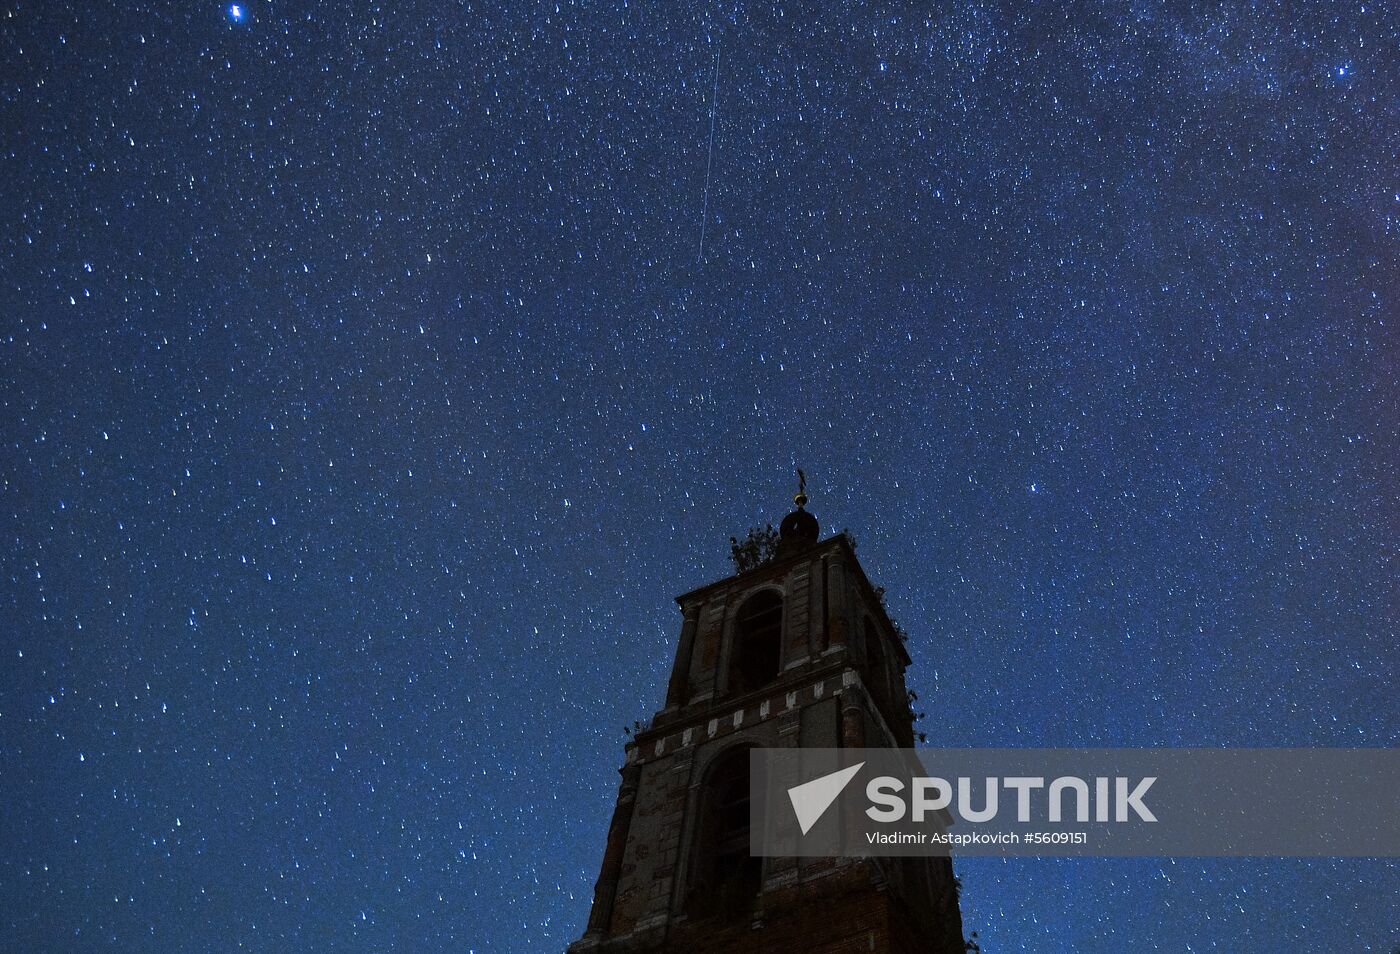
[728,524,779,573]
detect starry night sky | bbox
[2,2,1397,952]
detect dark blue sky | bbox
[2,2,1396,951]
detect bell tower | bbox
[570,481,966,953]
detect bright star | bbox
[227,4,244,22]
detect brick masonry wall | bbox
[572,537,964,953]
[585,862,964,954]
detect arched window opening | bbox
[685,748,762,921]
[727,590,782,696]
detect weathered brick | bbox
[571,533,965,953]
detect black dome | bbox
[778,507,819,546]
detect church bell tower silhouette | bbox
[570,477,966,952]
